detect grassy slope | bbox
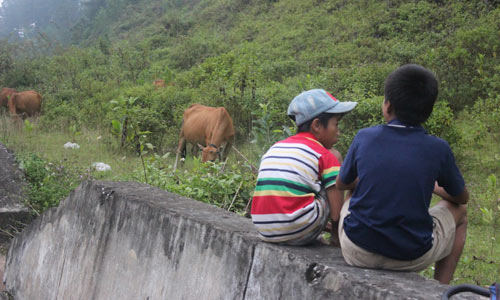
[2,111,499,287]
[1,0,499,286]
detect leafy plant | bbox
[17,153,79,213]
[479,174,500,256]
[110,96,154,182]
[68,124,81,141]
[423,100,461,148]
[251,102,294,151]
[139,156,256,215]
[23,119,34,134]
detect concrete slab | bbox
[0,253,5,292]
[3,181,482,300]
[0,142,31,244]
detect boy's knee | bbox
[457,204,467,226]
[437,200,467,226]
[449,203,467,227]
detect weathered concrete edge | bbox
[4,181,259,300]
[4,181,480,300]
[0,142,31,244]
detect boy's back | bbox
[251,132,340,243]
[251,89,357,246]
[336,64,468,284]
[341,120,464,260]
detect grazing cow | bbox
[153,79,166,89]
[174,104,235,171]
[8,90,42,118]
[0,88,17,111]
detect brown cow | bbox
[153,79,166,89]
[0,88,17,111]
[174,104,235,171]
[8,90,42,118]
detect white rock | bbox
[63,142,80,149]
[92,162,111,171]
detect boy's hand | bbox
[330,232,341,248]
[434,182,469,205]
[324,219,341,248]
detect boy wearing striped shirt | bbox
[251,89,357,245]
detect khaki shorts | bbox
[339,199,456,272]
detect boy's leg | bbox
[281,191,330,246]
[433,200,467,284]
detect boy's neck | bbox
[385,115,397,123]
[296,132,325,145]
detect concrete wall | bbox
[3,181,480,299]
[0,143,31,244]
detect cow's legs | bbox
[190,143,199,157]
[173,136,186,171]
[222,138,233,162]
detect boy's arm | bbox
[336,176,358,191]
[433,182,469,205]
[329,147,343,164]
[326,185,344,223]
[326,184,343,247]
[330,147,355,190]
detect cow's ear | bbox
[197,143,204,150]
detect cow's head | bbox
[198,143,221,162]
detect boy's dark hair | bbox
[384,64,438,125]
[296,112,341,133]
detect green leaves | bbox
[23,119,34,134]
[111,119,122,136]
[139,157,256,214]
[17,153,79,213]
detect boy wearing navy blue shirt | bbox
[336,64,468,284]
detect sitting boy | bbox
[336,64,468,284]
[251,89,356,245]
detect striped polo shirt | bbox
[251,132,340,243]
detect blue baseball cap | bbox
[287,89,357,126]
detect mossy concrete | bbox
[3,181,481,299]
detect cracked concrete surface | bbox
[3,181,481,299]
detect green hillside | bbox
[1,0,499,286]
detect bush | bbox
[423,100,461,148]
[138,156,256,215]
[337,95,385,154]
[18,153,79,213]
[336,97,460,155]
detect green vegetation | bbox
[1,0,499,286]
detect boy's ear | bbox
[311,118,321,132]
[385,100,393,114]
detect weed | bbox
[17,153,79,212]
[478,174,500,258]
[138,154,256,215]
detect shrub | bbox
[137,156,256,215]
[337,95,385,154]
[423,100,461,148]
[18,153,79,213]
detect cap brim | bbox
[325,102,357,114]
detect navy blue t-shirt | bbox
[340,119,465,260]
